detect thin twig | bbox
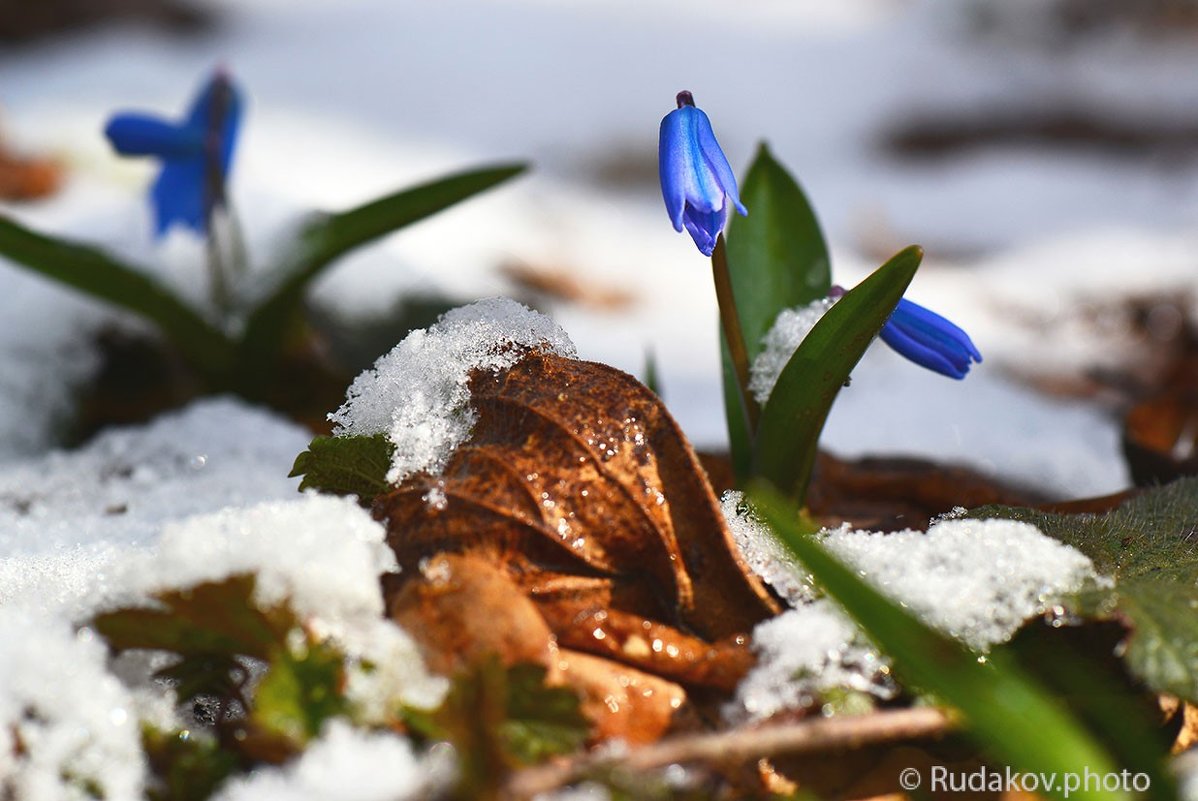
[711,234,759,431]
[505,706,954,800]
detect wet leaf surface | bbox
[378,350,779,739]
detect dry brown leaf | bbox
[501,261,636,311]
[378,350,779,722]
[0,142,61,201]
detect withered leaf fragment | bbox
[379,351,779,698]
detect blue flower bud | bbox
[879,297,982,379]
[104,69,243,237]
[659,91,746,256]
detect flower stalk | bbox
[711,235,759,431]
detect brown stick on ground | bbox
[504,706,955,800]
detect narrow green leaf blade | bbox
[0,216,233,377]
[241,163,527,366]
[289,434,394,500]
[749,484,1130,801]
[724,143,833,361]
[753,246,922,504]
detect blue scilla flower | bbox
[880,297,982,379]
[105,69,242,237]
[659,91,746,256]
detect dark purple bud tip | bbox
[829,285,847,299]
[676,91,695,109]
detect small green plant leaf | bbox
[92,574,293,663]
[289,434,394,500]
[748,483,1131,801]
[973,478,1198,702]
[501,663,590,764]
[0,216,234,378]
[752,246,922,506]
[724,143,832,360]
[721,145,832,481]
[411,657,589,800]
[239,163,527,374]
[251,638,349,746]
[142,725,239,801]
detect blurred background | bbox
[4,0,1198,497]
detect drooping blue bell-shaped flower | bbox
[659,91,746,256]
[105,69,242,237]
[880,297,982,379]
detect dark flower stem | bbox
[204,78,234,316]
[711,235,759,431]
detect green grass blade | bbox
[240,163,527,369]
[748,484,1131,801]
[752,246,921,505]
[0,215,234,378]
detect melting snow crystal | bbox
[723,490,1101,720]
[330,298,576,485]
[748,296,838,405]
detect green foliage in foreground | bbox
[748,482,1169,801]
[974,477,1198,702]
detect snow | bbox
[0,398,311,620]
[748,296,839,406]
[330,297,576,484]
[731,601,894,723]
[0,0,1194,792]
[0,613,145,801]
[212,721,451,801]
[724,490,1101,719]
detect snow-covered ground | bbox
[1,0,1197,795]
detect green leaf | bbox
[143,725,239,801]
[972,478,1198,701]
[416,657,589,800]
[722,145,831,481]
[752,246,922,505]
[252,639,349,746]
[93,574,294,662]
[289,434,394,500]
[724,143,832,360]
[748,483,1132,801]
[239,163,527,374]
[720,334,753,483]
[92,574,303,713]
[501,663,589,764]
[0,216,234,379]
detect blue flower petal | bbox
[105,114,202,159]
[692,108,746,217]
[682,203,727,257]
[658,110,690,232]
[658,97,745,254]
[185,72,243,180]
[880,298,981,379]
[151,156,207,236]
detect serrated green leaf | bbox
[239,163,527,375]
[749,483,1129,801]
[0,216,234,378]
[289,433,394,499]
[93,574,294,661]
[752,246,922,506]
[722,145,832,481]
[972,478,1198,701]
[501,663,589,764]
[251,639,349,746]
